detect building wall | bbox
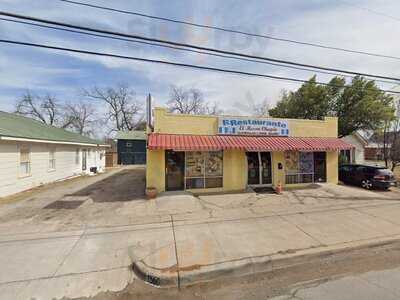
[222,150,247,192]
[365,146,384,161]
[117,139,147,165]
[0,140,106,198]
[146,149,165,192]
[153,108,338,138]
[147,108,340,192]
[326,151,339,184]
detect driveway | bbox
[2,171,400,299]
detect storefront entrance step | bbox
[253,186,275,194]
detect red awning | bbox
[148,133,354,151]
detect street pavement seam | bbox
[84,224,171,235]
[52,226,86,277]
[0,223,173,245]
[0,233,84,245]
[0,266,130,286]
[84,219,172,230]
[171,215,181,289]
[278,214,324,246]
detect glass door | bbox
[247,152,260,185]
[314,152,327,182]
[260,152,272,184]
[165,151,185,191]
[247,152,272,185]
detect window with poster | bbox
[185,151,223,189]
[284,151,315,184]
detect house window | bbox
[126,142,133,148]
[49,148,56,170]
[339,150,352,164]
[75,149,80,165]
[185,151,223,189]
[20,147,31,176]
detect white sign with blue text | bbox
[218,117,289,136]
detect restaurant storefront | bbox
[146,108,353,193]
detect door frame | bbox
[246,151,273,187]
[313,151,327,183]
[165,150,185,191]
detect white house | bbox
[340,132,368,164]
[0,111,109,198]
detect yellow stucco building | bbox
[146,108,352,194]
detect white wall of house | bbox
[341,135,365,164]
[0,140,106,198]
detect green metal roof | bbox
[0,111,104,145]
[116,130,147,140]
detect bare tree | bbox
[15,91,73,128]
[382,99,400,170]
[389,100,400,171]
[64,101,97,136]
[252,99,270,117]
[383,120,391,168]
[134,121,147,131]
[390,137,400,171]
[203,102,223,115]
[167,85,222,115]
[82,84,143,134]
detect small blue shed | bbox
[116,131,147,165]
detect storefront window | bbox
[185,151,223,189]
[285,151,299,174]
[285,151,315,184]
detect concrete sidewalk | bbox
[3,177,400,298]
[131,198,400,288]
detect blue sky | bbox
[0,0,400,114]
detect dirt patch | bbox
[70,167,146,202]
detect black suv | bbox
[339,164,397,190]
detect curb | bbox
[132,260,179,288]
[128,245,179,288]
[131,234,400,288]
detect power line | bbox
[338,0,400,22]
[1,38,400,95]
[58,0,400,61]
[1,11,399,83]
[1,17,397,85]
